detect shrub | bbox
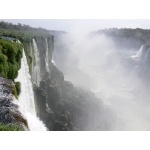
[10,85,18,99]
[0,123,24,131]
[15,81,21,96]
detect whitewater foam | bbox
[15,49,47,131]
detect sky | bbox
[2,19,150,32]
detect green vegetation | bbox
[12,85,18,99]
[0,39,23,79]
[0,21,52,43]
[15,81,21,96]
[4,82,20,99]
[0,123,24,131]
[0,21,50,35]
[0,39,23,98]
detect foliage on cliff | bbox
[0,39,23,99]
[0,39,22,79]
[15,81,21,96]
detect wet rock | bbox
[0,77,29,131]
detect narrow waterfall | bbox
[32,39,41,87]
[136,45,144,59]
[52,59,56,65]
[15,49,47,131]
[45,38,50,72]
[131,45,144,60]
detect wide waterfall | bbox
[15,49,47,131]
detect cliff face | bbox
[30,36,73,130]
[27,36,112,131]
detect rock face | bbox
[28,36,113,131]
[0,77,29,131]
[33,64,112,130]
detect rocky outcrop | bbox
[0,77,29,131]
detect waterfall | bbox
[32,39,41,87]
[131,45,144,60]
[15,49,47,131]
[52,59,56,65]
[137,45,144,59]
[45,38,50,72]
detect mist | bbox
[53,29,150,130]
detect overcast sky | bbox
[2,19,150,32]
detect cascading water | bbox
[46,38,56,67]
[32,39,41,87]
[15,49,47,131]
[45,38,50,72]
[131,45,144,60]
[52,59,56,65]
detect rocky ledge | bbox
[0,77,29,131]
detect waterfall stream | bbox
[52,59,56,65]
[32,39,41,87]
[15,49,47,131]
[45,38,50,72]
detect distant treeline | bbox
[95,28,150,49]
[0,21,49,33]
[0,21,54,44]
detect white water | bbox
[52,59,56,65]
[46,38,56,67]
[32,39,41,87]
[131,45,144,60]
[15,49,47,131]
[45,38,50,72]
